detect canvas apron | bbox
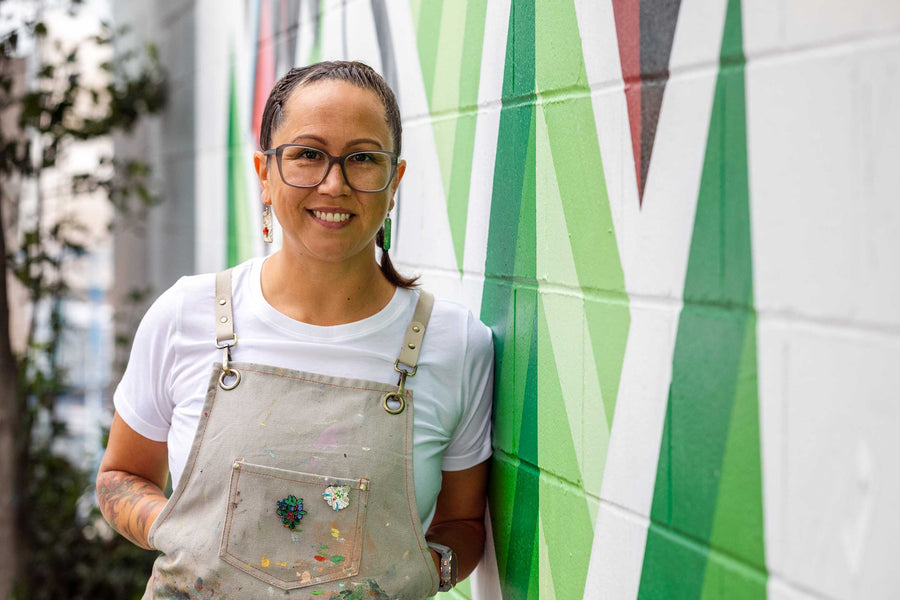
[143,270,439,599]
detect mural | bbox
[638,1,766,597]
[181,0,900,598]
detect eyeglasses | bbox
[262,144,399,193]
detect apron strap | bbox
[215,269,237,348]
[396,291,434,372]
[214,273,432,375]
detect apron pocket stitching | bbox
[218,460,368,591]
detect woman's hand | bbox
[426,459,490,583]
[96,412,169,550]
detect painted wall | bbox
[122,0,900,598]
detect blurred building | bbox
[1,2,118,473]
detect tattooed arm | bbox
[96,412,169,550]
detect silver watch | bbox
[427,542,458,592]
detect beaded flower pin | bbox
[276,495,307,530]
[322,485,351,511]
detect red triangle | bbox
[613,0,642,202]
[252,0,276,146]
[613,0,682,207]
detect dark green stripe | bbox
[481,2,538,597]
[638,1,766,597]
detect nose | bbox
[316,158,351,196]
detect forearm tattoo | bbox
[96,471,167,550]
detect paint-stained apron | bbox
[143,270,439,599]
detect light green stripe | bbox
[537,299,594,599]
[415,0,444,108]
[535,0,629,428]
[409,0,423,29]
[445,0,488,272]
[431,1,467,113]
[227,56,252,267]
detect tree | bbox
[0,1,166,596]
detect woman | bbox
[96,61,493,599]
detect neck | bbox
[260,249,396,326]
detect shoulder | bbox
[165,257,259,301]
[139,259,258,335]
[424,294,494,364]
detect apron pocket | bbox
[219,460,369,590]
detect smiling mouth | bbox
[311,210,352,223]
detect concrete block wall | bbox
[119,0,900,598]
[111,0,196,305]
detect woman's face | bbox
[255,79,405,267]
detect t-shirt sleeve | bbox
[113,280,184,442]
[441,311,494,471]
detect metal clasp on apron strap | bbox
[215,269,241,390]
[382,292,434,414]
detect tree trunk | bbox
[0,200,20,597]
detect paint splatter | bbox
[291,531,302,544]
[261,555,271,567]
[264,448,276,458]
[330,555,345,564]
[214,521,220,533]
[311,592,323,596]
[313,424,345,450]
[314,555,327,562]
[330,527,340,538]
[276,560,287,567]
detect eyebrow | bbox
[288,135,385,149]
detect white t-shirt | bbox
[114,257,494,529]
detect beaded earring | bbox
[262,205,273,244]
[382,215,392,251]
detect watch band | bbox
[427,542,458,592]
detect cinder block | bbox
[748,42,900,327]
[744,0,900,58]
[601,299,679,516]
[776,325,900,598]
[482,278,516,456]
[514,285,539,467]
[536,292,585,486]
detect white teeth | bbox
[313,210,350,223]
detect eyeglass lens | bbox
[279,146,394,192]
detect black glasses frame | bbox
[262,144,399,193]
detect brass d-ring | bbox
[219,368,241,390]
[382,391,405,414]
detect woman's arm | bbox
[426,459,490,583]
[96,412,169,550]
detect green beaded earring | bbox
[382,216,392,251]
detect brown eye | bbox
[283,146,323,161]
[299,148,322,160]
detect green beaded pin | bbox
[276,495,307,530]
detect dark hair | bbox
[259,60,416,289]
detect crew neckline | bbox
[246,256,414,341]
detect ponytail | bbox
[376,227,418,289]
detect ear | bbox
[389,159,406,206]
[254,151,272,205]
